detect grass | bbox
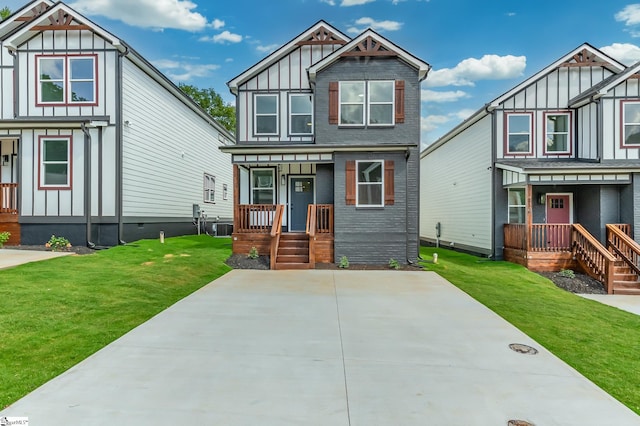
[0,235,232,409]
[419,246,640,415]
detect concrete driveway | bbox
[0,248,72,269]
[2,270,639,425]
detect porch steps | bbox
[612,261,640,295]
[275,233,310,270]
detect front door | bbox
[546,194,571,248]
[289,177,314,231]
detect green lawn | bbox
[0,235,232,409]
[419,246,640,415]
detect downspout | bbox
[81,123,95,248]
[405,148,413,264]
[116,45,129,244]
[488,105,497,259]
[8,49,17,118]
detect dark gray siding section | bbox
[316,164,334,204]
[315,57,420,146]
[621,175,640,242]
[493,171,508,259]
[334,150,418,264]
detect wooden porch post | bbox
[526,184,533,252]
[233,164,240,231]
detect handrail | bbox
[610,223,632,238]
[306,204,317,268]
[0,183,18,214]
[572,224,616,294]
[269,205,284,270]
[606,224,640,276]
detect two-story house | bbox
[0,0,234,247]
[420,43,640,294]
[221,21,430,268]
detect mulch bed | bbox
[538,271,606,294]
[224,253,423,271]
[3,245,96,255]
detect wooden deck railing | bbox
[0,183,18,214]
[606,224,640,277]
[235,204,278,233]
[503,223,526,250]
[610,223,632,238]
[269,205,285,270]
[306,204,317,269]
[314,204,334,233]
[503,223,572,252]
[572,224,616,294]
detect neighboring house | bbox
[0,0,234,247]
[221,21,430,268]
[420,43,640,294]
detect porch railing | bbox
[306,204,317,269]
[0,183,17,214]
[610,223,632,238]
[503,223,572,252]
[314,204,334,233]
[235,204,278,233]
[606,224,640,276]
[269,205,285,270]
[573,224,616,294]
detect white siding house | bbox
[0,0,233,246]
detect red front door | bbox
[546,194,570,248]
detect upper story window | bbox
[204,173,215,203]
[506,113,533,155]
[289,94,313,135]
[544,112,571,154]
[37,55,97,106]
[339,81,395,126]
[356,160,384,207]
[368,81,394,125]
[340,81,365,125]
[254,94,278,135]
[39,136,71,189]
[622,101,640,148]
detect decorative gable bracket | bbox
[296,25,347,46]
[340,35,398,58]
[15,2,50,22]
[32,9,91,31]
[561,48,611,68]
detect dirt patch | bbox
[225,254,270,270]
[4,244,95,255]
[539,271,606,294]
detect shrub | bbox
[0,231,10,248]
[388,258,400,270]
[247,246,259,259]
[338,256,349,269]
[46,235,72,252]
[558,269,576,279]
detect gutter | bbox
[81,123,95,248]
[116,44,128,244]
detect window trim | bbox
[355,159,384,208]
[367,80,395,126]
[36,54,98,107]
[507,187,526,224]
[250,168,276,204]
[38,135,72,190]
[289,93,313,136]
[542,111,572,155]
[339,81,365,126]
[621,100,640,148]
[505,112,534,156]
[203,173,216,204]
[253,93,279,136]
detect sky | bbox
[5,0,640,147]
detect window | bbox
[544,112,571,154]
[506,113,533,154]
[223,184,228,200]
[340,81,365,125]
[39,136,71,189]
[37,55,97,105]
[356,160,383,207]
[290,94,313,135]
[254,94,278,135]
[508,188,526,224]
[622,101,640,147]
[204,174,215,203]
[368,81,394,125]
[251,169,275,204]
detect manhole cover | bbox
[509,343,538,355]
[508,421,534,426]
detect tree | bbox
[178,84,235,134]
[0,7,11,20]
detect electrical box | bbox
[192,204,200,219]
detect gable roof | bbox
[569,60,640,107]
[227,20,349,95]
[0,0,54,39]
[307,29,431,83]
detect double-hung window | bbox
[339,81,395,126]
[340,82,365,125]
[289,94,313,135]
[622,101,640,147]
[251,169,275,204]
[506,113,533,154]
[204,173,215,203]
[544,112,571,154]
[37,55,97,105]
[368,81,394,125]
[507,188,526,224]
[254,94,278,135]
[356,160,383,207]
[39,136,71,189]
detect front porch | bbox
[232,203,334,269]
[0,183,19,245]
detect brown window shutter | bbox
[329,82,339,124]
[395,80,405,124]
[385,160,394,205]
[345,160,356,205]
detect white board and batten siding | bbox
[600,79,640,161]
[236,43,341,143]
[420,114,493,253]
[496,66,615,160]
[121,58,233,220]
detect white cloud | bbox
[256,43,280,54]
[199,31,243,44]
[69,0,208,31]
[421,114,451,133]
[320,0,336,4]
[211,19,225,30]
[615,4,640,26]
[347,17,403,33]
[152,59,220,81]
[425,54,526,87]
[341,0,375,5]
[453,108,476,121]
[601,42,640,65]
[421,89,469,103]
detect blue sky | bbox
[6,0,640,147]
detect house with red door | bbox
[420,43,640,294]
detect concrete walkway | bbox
[0,248,72,269]
[2,270,639,425]
[579,294,640,316]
